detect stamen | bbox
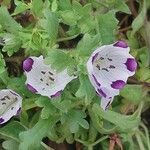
[96,65,100,70]
[41,71,46,74]
[100,57,104,60]
[5,96,10,99]
[102,68,109,72]
[49,77,54,81]
[48,71,53,75]
[107,58,112,61]
[1,97,5,101]
[109,65,115,69]
[105,100,111,110]
[40,78,43,81]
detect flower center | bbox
[0,94,18,115]
[94,56,115,72]
[40,70,55,86]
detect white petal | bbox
[101,97,114,110]
[0,89,22,124]
[24,56,76,97]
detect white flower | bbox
[0,89,22,124]
[87,41,137,110]
[23,56,76,98]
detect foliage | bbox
[0,0,150,150]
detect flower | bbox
[23,56,76,98]
[87,41,137,110]
[0,89,22,124]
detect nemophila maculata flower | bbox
[23,56,76,98]
[87,41,137,110]
[0,89,22,124]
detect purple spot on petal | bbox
[97,89,107,98]
[125,58,137,72]
[23,58,34,72]
[92,53,99,64]
[113,41,128,48]
[51,91,62,98]
[92,74,101,86]
[0,118,4,124]
[27,84,37,93]
[111,80,125,89]
[16,107,21,116]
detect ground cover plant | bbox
[0,0,150,149]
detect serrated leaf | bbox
[77,34,101,56]
[61,109,89,133]
[51,0,58,12]
[31,0,44,17]
[120,85,144,104]
[1,33,22,56]
[0,53,6,75]
[19,117,58,150]
[38,9,58,46]
[51,99,71,113]
[137,68,150,81]
[45,49,74,71]
[92,104,140,131]
[13,0,29,15]
[97,11,118,44]
[60,10,78,26]
[69,122,79,133]
[76,74,95,103]
[132,0,146,35]
[0,6,22,34]
[58,0,72,10]
[2,140,19,150]
[36,97,57,119]
[0,121,26,142]
[108,0,130,13]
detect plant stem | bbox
[87,146,93,150]
[90,135,109,146]
[41,142,54,150]
[57,34,79,42]
[140,123,150,150]
[135,132,146,150]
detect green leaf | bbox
[131,0,146,35]
[58,0,72,10]
[12,0,29,15]
[120,85,144,104]
[51,98,72,113]
[45,49,74,71]
[1,33,22,56]
[60,10,78,26]
[61,109,89,133]
[76,74,95,103]
[19,117,58,150]
[0,121,26,142]
[0,53,6,75]
[51,0,58,12]
[0,6,22,34]
[92,104,140,131]
[107,0,130,14]
[97,11,118,44]
[36,97,57,119]
[2,139,19,150]
[31,0,44,17]
[137,68,150,81]
[38,9,58,46]
[77,34,101,56]
[7,76,30,97]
